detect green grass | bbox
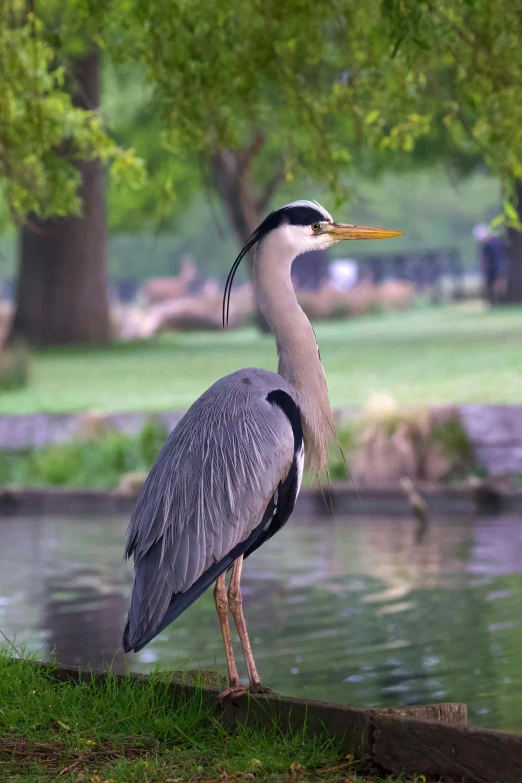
[0,345,29,391]
[1,304,522,415]
[0,650,418,783]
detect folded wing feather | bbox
[123,368,296,650]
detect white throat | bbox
[252,227,335,474]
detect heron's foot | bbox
[249,681,276,696]
[217,680,249,705]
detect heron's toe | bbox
[216,681,249,706]
[249,682,276,696]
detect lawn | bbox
[2,303,522,415]
[0,651,417,783]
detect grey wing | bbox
[123,369,297,652]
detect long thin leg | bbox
[228,556,269,692]
[214,573,241,686]
[214,573,247,703]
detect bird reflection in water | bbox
[42,571,128,672]
[401,476,430,545]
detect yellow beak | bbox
[326,223,404,241]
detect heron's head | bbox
[223,199,403,325]
[255,200,403,254]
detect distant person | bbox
[473,223,508,304]
[329,259,359,291]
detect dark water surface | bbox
[1,512,522,733]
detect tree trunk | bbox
[211,151,263,251]
[9,51,110,347]
[505,180,522,303]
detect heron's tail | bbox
[123,502,276,654]
[123,548,237,654]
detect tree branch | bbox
[257,169,284,213]
[236,131,265,175]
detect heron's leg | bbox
[228,556,271,693]
[214,573,247,703]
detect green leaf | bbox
[490,214,505,229]
[504,200,519,223]
[365,110,380,125]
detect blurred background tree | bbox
[376,0,522,300]
[0,0,143,346]
[2,0,522,345]
[106,0,522,282]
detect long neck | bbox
[253,235,335,474]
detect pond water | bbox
[1,511,522,734]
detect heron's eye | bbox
[311,223,321,232]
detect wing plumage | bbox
[123,369,300,652]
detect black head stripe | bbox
[259,205,327,232]
[222,203,329,327]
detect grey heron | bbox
[123,200,402,700]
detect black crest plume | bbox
[222,203,327,327]
[222,227,261,328]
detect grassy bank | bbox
[1,304,522,415]
[0,651,418,783]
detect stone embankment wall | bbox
[0,411,184,451]
[0,405,521,476]
[460,405,522,475]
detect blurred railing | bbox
[355,247,467,302]
[0,246,474,306]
